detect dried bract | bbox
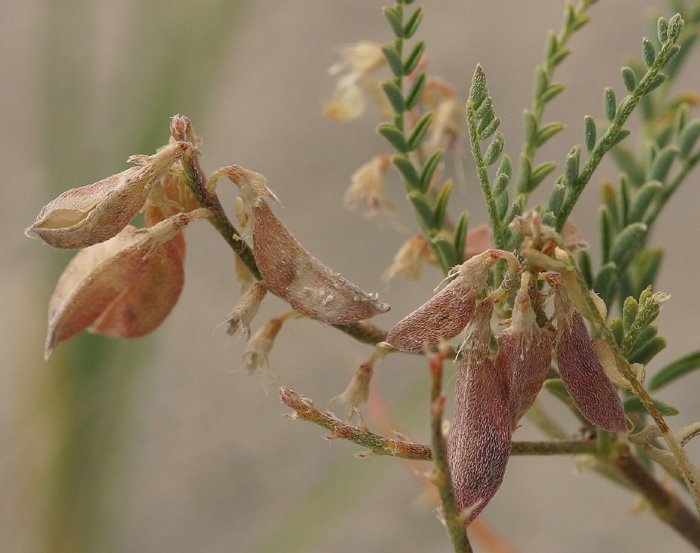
[226,165,390,324]
[27,142,191,249]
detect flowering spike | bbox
[226,165,389,324]
[551,276,627,432]
[448,300,512,524]
[27,142,191,249]
[383,250,501,352]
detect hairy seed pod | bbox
[552,278,627,432]
[495,283,553,429]
[448,301,512,525]
[383,250,500,352]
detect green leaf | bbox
[621,66,637,92]
[546,179,566,214]
[479,116,501,140]
[628,248,663,293]
[609,128,631,148]
[392,155,420,188]
[408,190,433,229]
[527,161,557,191]
[623,396,678,416]
[378,123,408,152]
[453,212,468,262]
[679,119,700,157]
[604,87,617,121]
[657,17,669,43]
[492,172,510,195]
[469,65,488,109]
[628,181,660,223]
[433,179,452,228]
[420,150,443,192]
[403,7,423,39]
[535,121,565,146]
[644,73,667,95]
[494,189,509,220]
[610,317,624,348]
[593,261,618,306]
[381,81,405,113]
[407,112,432,151]
[642,37,656,67]
[404,72,426,110]
[431,234,459,270]
[484,132,504,165]
[540,82,566,103]
[549,46,571,67]
[564,146,581,186]
[383,6,404,38]
[648,145,678,181]
[629,335,666,365]
[649,351,700,391]
[381,45,403,77]
[622,296,639,334]
[600,206,614,263]
[578,249,593,289]
[403,40,425,75]
[523,110,537,145]
[584,115,597,152]
[610,222,647,270]
[610,145,644,185]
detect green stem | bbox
[556,16,684,230]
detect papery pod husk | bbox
[384,250,499,352]
[553,282,627,432]
[448,301,512,525]
[497,327,552,430]
[252,199,389,324]
[29,142,190,249]
[45,212,196,358]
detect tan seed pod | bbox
[27,142,191,249]
[383,250,500,352]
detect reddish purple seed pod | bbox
[552,279,626,433]
[448,302,512,524]
[384,250,499,352]
[252,200,389,324]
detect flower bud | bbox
[495,277,553,429]
[551,276,627,432]
[27,142,191,249]
[226,165,390,324]
[383,250,500,352]
[44,209,207,358]
[448,300,512,524]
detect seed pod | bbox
[384,250,499,352]
[225,165,389,324]
[495,281,553,429]
[45,209,207,359]
[448,301,512,524]
[552,277,627,432]
[27,142,191,249]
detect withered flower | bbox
[224,165,390,324]
[44,209,208,359]
[448,300,512,525]
[224,281,268,339]
[382,250,503,352]
[550,275,627,432]
[344,155,395,221]
[382,234,434,283]
[27,141,191,249]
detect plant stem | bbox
[610,448,700,549]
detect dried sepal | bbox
[382,250,501,352]
[448,300,512,525]
[227,165,390,324]
[27,141,191,249]
[551,276,627,432]
[496,274,553,429]
[224,281,268,338]
[328,349,386,422]
[44,209,208,359]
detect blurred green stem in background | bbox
[37,1,245,551]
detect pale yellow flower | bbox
[344,155,394,219]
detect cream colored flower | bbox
[323,41,388,121]
[344,155,394,219]
[382,235,434,283]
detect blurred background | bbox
[3,1,700,552]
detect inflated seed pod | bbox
[448,300,512,524]
[215,163,392,324]
[551,276,627,433]
[383,250,500,352]
[495,281,553,429]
